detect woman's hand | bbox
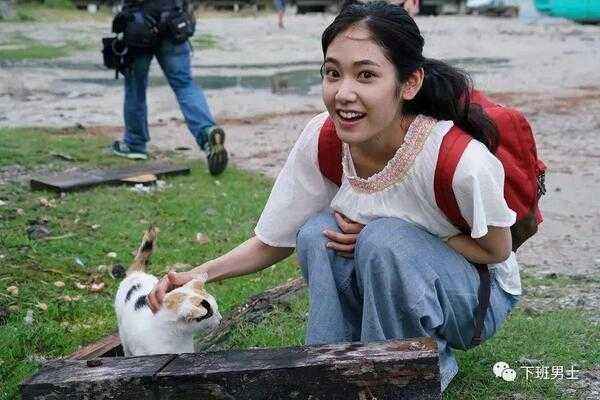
[147,270,196,313]
[322,211,365,258]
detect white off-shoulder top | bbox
[255,112,521,295]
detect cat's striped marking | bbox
[125,283,141,303]
[134,295,148,310]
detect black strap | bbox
[471,263,491,346]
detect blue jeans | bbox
[297,210,519,392]
[123,40,215,153]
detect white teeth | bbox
[339,111,364,120]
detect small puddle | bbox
[55,57,509,94]
[62,69,323,95]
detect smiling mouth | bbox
[337,110,366,123]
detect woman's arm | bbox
[147,237,293,312]
[200,237,294,283]
[446,226,512,265]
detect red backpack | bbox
[317,90,546,252]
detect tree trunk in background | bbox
[0,0,15,20]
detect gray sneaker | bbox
[205,126,228,175]
[111,140,148,160]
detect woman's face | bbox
[322,23,402,146]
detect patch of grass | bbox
[191,33,219,50]
[2,3,112,23]
[0,126,301,400]
[0,127,135,171]
[224,292,309,349]
[43,0,74,9]
[0,42,70,61]
[222,298,599,399]
[0,33,91,61]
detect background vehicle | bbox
[535,0,600,23]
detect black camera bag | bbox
[166,8,195,44]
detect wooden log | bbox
[21,354,176,400]
[22,338,441,400]
[30,162,190,192]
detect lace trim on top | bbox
[343,114,438,194]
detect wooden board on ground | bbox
[30,163,190,192]
[22,338,441,400]
[120,173,158,185]
[69,333,122,360]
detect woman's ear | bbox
[401,68,424,101]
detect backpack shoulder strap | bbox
[434,126,473,234]
[317,116,343,187]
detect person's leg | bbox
[297,209,362,344]
[155,40,215,147]
[274,0,285,28]
[156,40,228,175]
[354,218,519,392]
[121,51,153,155]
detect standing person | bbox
[111,0,228,176]
[274,0,286,28]
[148,1,520,391]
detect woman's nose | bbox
[335,79,358,104]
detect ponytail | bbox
[405,58,499,151]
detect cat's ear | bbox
[163,292,185,311]
[190,279,205,294]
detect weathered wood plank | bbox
[160,338,440,399]
[22,338,440,400]
[21,355,175,400]
[30,162,190,192]
[69,333,123,360]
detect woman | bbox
[148,2,520,391]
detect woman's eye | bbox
[358,71,376,80]
[324,69,340,78]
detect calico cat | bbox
[115,227,221,356]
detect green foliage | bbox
[0,34,90,61]
[192,33,219,50]
[42,0,74,9]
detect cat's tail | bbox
[128,226,158,274]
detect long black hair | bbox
[322,1,499,150]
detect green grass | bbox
[0,34,90,61]
[191,33,219,50]
[1,3,112,23]
[0,127,147,170]
[0,127,301,399]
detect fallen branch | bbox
[195,277,306,351]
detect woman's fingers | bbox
[323,229,357,245]
[326,240,355,253]
[147,276,171,314]
[334,211,365,234]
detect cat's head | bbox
[160,278,222,332]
